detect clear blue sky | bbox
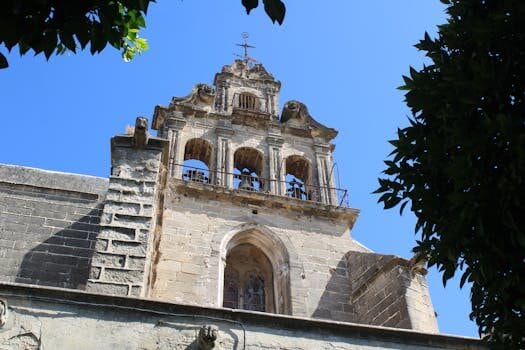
[0,0,478,338]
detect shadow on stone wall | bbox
[15,206,102,290]
[312,253,355,323]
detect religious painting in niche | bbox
[222,243,274,313]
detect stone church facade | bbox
[0,60,484,349]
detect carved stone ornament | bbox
[280,100,338,140]
[133,116,149,149]
[197,324,218,350]
[0,299,7,328]
[172,83,216,107]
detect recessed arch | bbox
[218,224,292,315]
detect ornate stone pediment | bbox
[280,100,338,140]
[171,83,216,109]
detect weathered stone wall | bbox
[347,251,439,333]
[0,164,107,289]
[86,135,168,297]
[0,283,485,350]
[150,182,366,322]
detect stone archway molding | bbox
[217,223,293,314]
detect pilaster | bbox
[216,121,234,187]
[314,143,337,206]
[166,112,187,179]
[267,135,285,195]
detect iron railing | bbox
[175,164,349,208]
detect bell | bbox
[239,176,253,191]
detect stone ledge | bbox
[171,180,360,231]
[0,282,485,349]
[0,163,108,196]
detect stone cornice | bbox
[169,180,360,232]
[0,282,486,349]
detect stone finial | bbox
[197,324,218,350]
[0,299,8,328]
[133,117,149,149]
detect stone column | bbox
[86,135,168,297]
[267,135,285,196]
[216,122,234,188]
[166,112,186,179]
[314,143,337,205]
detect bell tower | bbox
[94,55,440,332]
[148,58,359,316]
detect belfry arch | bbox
[218,225,292,315]
[182,138,213,183]
[233,147,264,191]
[285,155,314,200]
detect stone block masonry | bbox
[86,135,168,297]
[0,164,107,289]
[0,283,486,350]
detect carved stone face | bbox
[0,299,7,328]
[197,84,215,95]
[285,101,300,112]
[135,117,148,131]
[199,324,218,344]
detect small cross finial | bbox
[235,32,257,66]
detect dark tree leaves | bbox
[0,1,287,68]
[0,0,153,68]
[242,0,286,25]
[377,1,525,348]
[0,53,8,68]
[242,0,259,14]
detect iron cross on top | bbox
[236,32,256,65]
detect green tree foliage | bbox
[0,0,286,69]
[376,0,525,348]
[0,0,153,68]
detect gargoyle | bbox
[0,299,7,328]
[197,324,218,350]
[280,100,338,140]
[133,117,149,149]
[408,253,429,275]
[281,100,304,122]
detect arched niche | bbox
[219,226,292,315]
[236,92,261,111]
[233,147,264,191]
[182,138,213,183]
[285,155,313,200]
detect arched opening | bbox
[285,155,312,200]
[182,138,213,183]
[237,92,260,111]
[223,244,274,312]
[219,226,292,315]
[233,147,264,192]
